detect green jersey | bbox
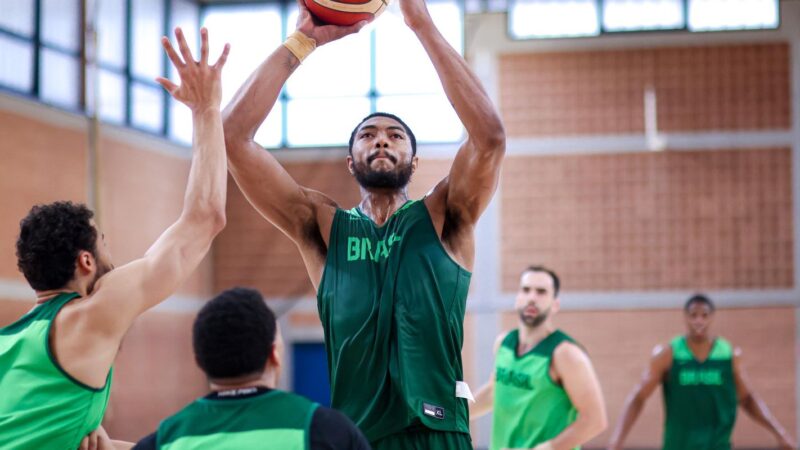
[662,335,737,450]
[491,329,580,450]
[156,389,317,450]
[0,292,113,449]
[317,200,472,443]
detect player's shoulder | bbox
[493,330,516,353]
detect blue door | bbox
[292,342,331,407]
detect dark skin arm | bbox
[607,345,672,450]
[733,348,796,450]
[398,0,506,271]
[221,2,366,288]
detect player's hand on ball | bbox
[157,27,230,112]
[399,0,433,30]
[295,0,369,46]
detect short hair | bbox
[684,293,715,312]
[522,265,561,297]
[16,202,98,291]
[193,287,277,380]
[348,112,417,156]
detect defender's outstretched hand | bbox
[295,0,369,46]
[157,27,230,112]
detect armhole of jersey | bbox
[44,295,108,392]
[305,403,319,450]
[317,209,341,304]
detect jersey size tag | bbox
[455,381,475,402]
[423,403,445,420]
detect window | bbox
[0,0,465,148]
[508,0,779,39]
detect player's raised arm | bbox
[400,0,505,227]
[85,27,229,336]
[222,1,366,248]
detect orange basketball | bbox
[304,0,390,26]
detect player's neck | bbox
[209,367,278,392]
[518,322,556,351]
[358,189,410,225]
[35,281,87,303]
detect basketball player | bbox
[222,0,505,448]
[0,28,229,449]
[127,287,370,450]
[470,266,607,450]
[607,294,796,450]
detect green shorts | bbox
[371,429,472,450]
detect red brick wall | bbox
[501,148,793,292]
[500,43,790,136]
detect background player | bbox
[471,266,607,450]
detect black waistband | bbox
[206,386,272,400]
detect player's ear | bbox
[346,154,355,175]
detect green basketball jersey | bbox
[662,335,737,450]
[491,329,580,450]
[0,292,113,449]
[156,389,317,449]
[317,199,472,443]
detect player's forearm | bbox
[607,394,645,449]
[469,383,494,419]
[182,107,227,231]
[413,22,505,151]
[111,440,134,450]
[549,409,607,450]
[223,46,298,141]
[741,395,792,442]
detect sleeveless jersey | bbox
[0,292,113,449]
[491,329,580,450]
[662,335,737,450]
[317,199,472,443]
[156,389,317,449]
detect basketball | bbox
[303,0,389,26]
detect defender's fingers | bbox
[161,36,184,68]
[213,43,231,69]
[155,77,179,94]
[199,27,209,65]
[174,27,195,64]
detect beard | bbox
[518,305,550,328]
[352,154,413,189]
[87,260,114,294]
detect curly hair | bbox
[193,287,277,380]
[16,202,98,291]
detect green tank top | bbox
[663,335,737,450]
[491,329,580,450]
[317,199,472,443]
[0,292,113,449]
[156,389,317,449]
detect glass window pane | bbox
[202,5,283,108]
[255,101,283,148]
[0,0,34,36]
[169,97,192,144]
[375,1,462,95]
[285,6,371,98]
[132,83,163,132]
[132,0,164,79]
[376,94,463,143]
[40,50,80,108]
[286,97,370,147]
[603,0,684,31]
[0,36,33,92]
[42,0,81,51]
[97,0,126,68]
[98,69,125,123]
[688,0,778,31]
[169,0,200,80]
[509,0,600,38]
